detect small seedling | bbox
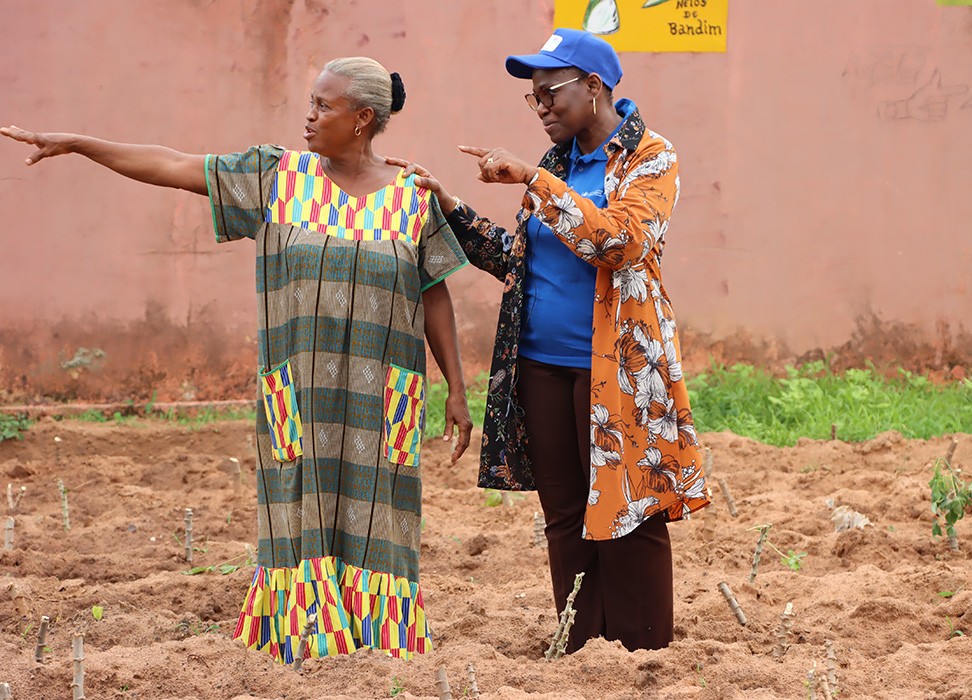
[91,606,104,621]
[747,525,807,572]
[929,444,969,551]
[937,590,956,598]
[696,662,707,688]
[781,549,808,571]
[946,616,966,639]
[390,677,405,697]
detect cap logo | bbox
[540,34,563,53]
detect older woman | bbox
[391,29,709,653]
[1,57,471,663]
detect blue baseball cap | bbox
[506,28,623,89]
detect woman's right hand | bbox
[0,126,77,165]
[385,156,460,216]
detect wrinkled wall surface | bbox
[1,0,970,401]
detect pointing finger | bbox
[458,145,490,158]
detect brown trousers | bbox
[518,356,674,653]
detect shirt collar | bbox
[570,99,635,164]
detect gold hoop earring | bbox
[592,97,597,116]
[354,126,361,136]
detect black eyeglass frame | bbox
[524,76,583,111]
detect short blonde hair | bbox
[324,57,401,135]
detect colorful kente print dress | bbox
[446,102,709,540]
[205,145,467,662]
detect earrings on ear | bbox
[592,97,597,116]
[354,126,362,136]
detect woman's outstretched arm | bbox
[0,126,208,195]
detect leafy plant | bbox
[780,549,808,571]
[91,605,104,621]
[929,457,971,544]
[182,550,255,576]
[390,677,405,697]
[0,413,31,443]
[483,488,525,507]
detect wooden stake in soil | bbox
[806,661,817,700]
[436,666,453,700]
[71,634,86,700]
[7,484,26,512]
[183,508,193,563]
[57,479,70,530]
[824,639,838,695]
[292,613,317,672]
[703,446,713,475]
[773,602,794,660]
[3,517,13,551]
[945,438,958,465]
[830,423,837,441]
[819,672,834,700]
[34,616,50,663]
[545,571,585,660]
[0,682,11,699]
[717,581,746,626]
[944,438,961,552]
[465,664,481,699]
[716,477,738,517]
[532,512,546,547]
[749,524,771,582]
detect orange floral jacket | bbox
[447,104,709,539]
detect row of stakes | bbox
[705,444,844,699]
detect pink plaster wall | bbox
[1,0,970,401]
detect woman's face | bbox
[303,70,367,155]
[530,68,595,144]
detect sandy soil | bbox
[1,419,970,699]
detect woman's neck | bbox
[317,141,379,178]
[575,108,623,155]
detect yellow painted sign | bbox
[554,0,728,53]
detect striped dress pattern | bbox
[205,145,468,663]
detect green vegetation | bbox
[423,362,969,447]
[0,413,31,442]
[687,361,972,446]
[929,455,970,544]
[423,371,489,440]
[70,405,256,427]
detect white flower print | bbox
[619,150,676,197]
[588,464,601,506]
[656,299,676,342]
[613,267,649,306]
[525,187,543,211]
[649,279,662,300]
[679,473,707,501]
[590,404,623,467]
[612,469,660,538]
[646,217,668,248]
[549,192,584,235]
[647,397,679,444]
[664,339,683,383]
[632,333,668,422]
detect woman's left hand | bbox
[443,390,473,464]
[459,145,538,186]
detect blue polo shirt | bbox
[520,100,633,369]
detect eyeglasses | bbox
[524,76,580,111]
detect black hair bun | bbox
[390,72,406,113]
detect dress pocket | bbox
[259,359,304,463]
[383,364,425,466]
